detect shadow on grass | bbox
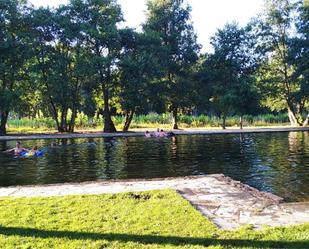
[0,226,308,248]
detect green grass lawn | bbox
[0,190,308,249]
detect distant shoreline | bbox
[1,126,309,141]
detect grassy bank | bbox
[6,113,289,133]
[0,190,308,249]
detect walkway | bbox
[1,126,309,141]
[0,174,308,230]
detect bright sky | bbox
[29,0,264,52]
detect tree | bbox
[255,0,308,126]
[190,55,210,115]
[30,6,92,132]
[118,29,163,131]
[56,4,95,132]
[204,23,258,129]
[289,3,309,125]
[143,0,200,129]
[30,7,63,132]
[69,0,123,132]
[0,0,31,135]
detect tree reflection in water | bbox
[0,132,308,201]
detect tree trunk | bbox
[123,110,134,132]
[288,107,299,127]
[103,110,116,133]
[303,114,309,126]
[48,101,60,132]
[222,114,226,130]
[64,109,69,132]
[239,116,243,129]
[103,85,116,133]
[96,45,116,133]
[69,75,81,133]
[0,111,9,136]
[172,107,179,130]
[69,108,77,133]
[59,109,65,132]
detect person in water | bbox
[4,141,28,155]
[153,128,160,137]
[28,146,38,156]
[145,131,152,137]
[159,129,167,137]
[144,129,175,138]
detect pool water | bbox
[0,132,308,201]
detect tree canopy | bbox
[0,0,308,135]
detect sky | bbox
[29,0,264,52]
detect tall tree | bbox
[118,29,162,131]
[255,0,307,126]
[69,0,123,132]
[143,0,200,129]
[289,3,309,125]
[30,7,62,131]
[30,6,92,132]
[204,23,258,129]
[0,0,31,135]
[56,4,94,132]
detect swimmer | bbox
[27,146,38,156]
[4,141,29,156]
[154,128,160,137]
[159,129,167,137]
[145,131,152,138]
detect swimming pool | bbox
[0,132,308,201]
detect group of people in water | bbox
[3,141,58,157]
[3,130,174,156]
[144,128,175,138]
[4,142,37,156]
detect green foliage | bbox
[117,29,164,130]
[143,0,200,128]
[30,5,97,132]
[202,22,258,129]
[1,0,308,134]
[289,3,309,118]
[134,113,171,124]
[254,0,308,126]
[68,0,123,132]
[8,117,56,129]
[6,113,289,133]
[0,0,32,134]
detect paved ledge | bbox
[1,126,309,141]
[0,174,308,230]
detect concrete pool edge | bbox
[1,126,309,140]
[0,174,308,230]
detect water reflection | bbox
[0,132,308,201]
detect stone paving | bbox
[0,174,308,229]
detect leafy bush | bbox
[8,117,56,129]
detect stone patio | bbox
[0,174,308,229]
